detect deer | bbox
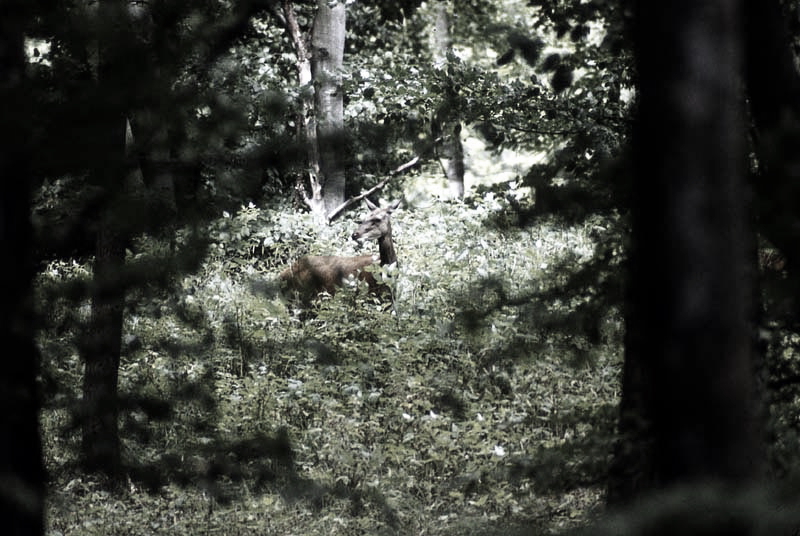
[280,199,400,303]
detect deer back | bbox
[280,254,376,298]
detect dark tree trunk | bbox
[606,335,652,504]
[82,222,126,475]
[278,0,319,209]
[80,0,130,477]
[0,5,45,534]
[130,113,176,222]
[609,0,762,503]
[312,0,347,218]
[128,6,177,228]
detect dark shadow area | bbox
[454,230,625,370]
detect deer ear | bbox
[389,199,401,211]
[364,198,378,211]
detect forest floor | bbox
[39,140,624,535]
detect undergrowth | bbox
[39,195,624,535]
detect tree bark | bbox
[82,223,126,475]
[609,0,762,503]
[81,0,130,476]
[432,113,465,199]
[311,0,347,218]
[277,0,348,220]
[430,1,465,199]
[281,0,320,211]
[127,114,177,229]
[0,4,45,533]
[128,3,177,226]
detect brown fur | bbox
[280,200,399,302]
[280,254,377,297]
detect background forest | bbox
[4,0,800,535]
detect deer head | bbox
[351,198,400,265]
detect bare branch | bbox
[325,145,435,222]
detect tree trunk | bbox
[432,113,465,199]
[430,1,465,199]
[280,0,320,211]
[311,0,347,218]
[129,78,177,224]
[606,335,652,504]
[81,0,130,476]
[608,0,762,503]
[130,3,177,224]
[0,5,45,533]
[278,0,348,220]
[82,223,126,475]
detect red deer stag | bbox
[280,199,400,303]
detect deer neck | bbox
[377,230,396,266]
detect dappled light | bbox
[4,0,800,535]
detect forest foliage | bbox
[11,0,800,534]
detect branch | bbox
[281,0,308,65]
[325,141,440,222]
